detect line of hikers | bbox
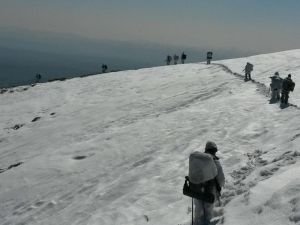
[243,62,296,104]
[166,52,187,65]
[165,51,213,65]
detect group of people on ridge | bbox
[165,51,214,65]
[166,52,187,65]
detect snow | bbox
[1,49,300,225]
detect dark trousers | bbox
[194,199,214,225]
[271,88,281,101]
[245,72,251,80]
[281,91,289,104]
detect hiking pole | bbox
[217,195,221,207]
[216,191,221,206]
[192,198,194,225]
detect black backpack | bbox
[289,80,295,92]
[283,78,295,91]
[183,176,216,203]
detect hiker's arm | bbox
[215,160,225,187]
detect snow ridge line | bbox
[212,63,300,109]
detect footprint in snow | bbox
[291,133,300,141]
[31,117,41,122]
[11,124,24,130]
[73,155,87,160]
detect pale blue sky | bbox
[1,0,300,52]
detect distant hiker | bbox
[181,52,187,64]
[269,72,283,102]
[281,74,295,104]
[244,62,254,81]
[206,51,213,64]
[166,55,172,65]
[102,64,108,73]
[183,141,225,225]
[173,54,179,65]
[35,73,42,83]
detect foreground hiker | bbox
[184,141,225,225]
[281,74,295,104]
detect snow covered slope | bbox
[1,50,300,225]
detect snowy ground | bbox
[1,49,300,225]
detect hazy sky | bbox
[1,0,300,53]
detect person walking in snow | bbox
[206,51,213,65]
[181,52,187,64]
[193,141,225,225]
[173,54,179,65]
[35,73,42,83]
[244,62,253,81]
[269,72,283,102]
[281,74,295,104]
[102,64,108,73]
[166,55,172,65]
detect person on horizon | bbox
[281,74,295,104]
[206,51,213,64]
[35,73,42,83]
[194,141,225,225]
[181,52,187,64]
[244,62,253,81]
[269,72,283,102]
[173,54,179,65]
[166,55,172,65]
[102,64,108,73]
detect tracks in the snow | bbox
[215,149,300,224]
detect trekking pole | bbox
[192,198,194,225]
[217,194,221,206]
